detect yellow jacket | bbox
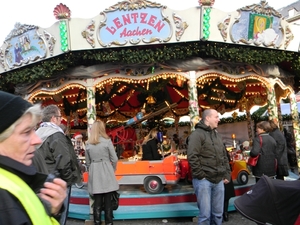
[0,167,59,225]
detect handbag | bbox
[99,191,120,210]
[287,147,296,155]
[111,191,120,210]
[247,136,262,167]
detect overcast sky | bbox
[0,0,297,43]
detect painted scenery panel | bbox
[231,11,282,47]
[5,28,47,68]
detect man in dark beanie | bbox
[0,91,67,225]
[34,104,81,225]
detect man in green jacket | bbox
[187,109,231,225]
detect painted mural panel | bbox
[230,2,283,48]
[4,24,47,69]
[231,11,282,47]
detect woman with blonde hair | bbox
[142,128,162,160]
[85,120,119,225]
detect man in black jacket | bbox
[187,109,231,225]
[34,104,81,225]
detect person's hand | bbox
[38,178,67,215]
[223,179,229,184]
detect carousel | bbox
[0,0,299,220]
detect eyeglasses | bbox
[55,115,62,118]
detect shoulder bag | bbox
[102,191,120,210]
[247,136,262,167]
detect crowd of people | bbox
[0,91,119,225]
[186,109,298,225]
[0,90,298,225]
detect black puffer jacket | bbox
[187,121,231,183]
[142,138,162,160]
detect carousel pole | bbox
[266,81,279,123]
[289,93,300,173]
[85,78,97,219]
[246,110,253,142]
[188,71,200,131]
[86,81,96,135]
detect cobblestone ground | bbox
[66,211,256,225]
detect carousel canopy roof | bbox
[0,0,298,124]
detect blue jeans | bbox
[192,178,224,225]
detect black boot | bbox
[223,200,229,222]
[93,206,101,225]
[104,208,113,225]
[223,212,229,222]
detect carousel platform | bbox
[69,171,298,220]
[69,177,256,220]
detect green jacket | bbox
[187,120,231,183]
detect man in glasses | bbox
[34,104,81,225]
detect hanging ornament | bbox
[198,0,215,6]
[146,96,156,104]
[105,83,112,94]
[53,93,63,103]
[176,77,184,87]
[232,111,238,119]
[237,81,246,91]
[53,3,71,20]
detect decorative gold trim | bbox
[198,0,215,7]
[0,49,6,71]
[239,0,281,17]
[103,0,163,12]
[173,13,188,41]
[284,25,294,50]
[5,23,37,41]
[82,20,96,48]
[43,30,56,56]
[53,3,71,20]
[217,14,231,42]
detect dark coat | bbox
[250,133,277,178]
[187,121,231,183]
[225,151,235,201]
[0,155,53,225]
[269,128,289,176]
[35,127,81,186]
[142,138,161,160]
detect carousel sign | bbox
[97,0,172,47]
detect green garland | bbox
[1,41,300,91]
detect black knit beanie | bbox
[0,91,32,133]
